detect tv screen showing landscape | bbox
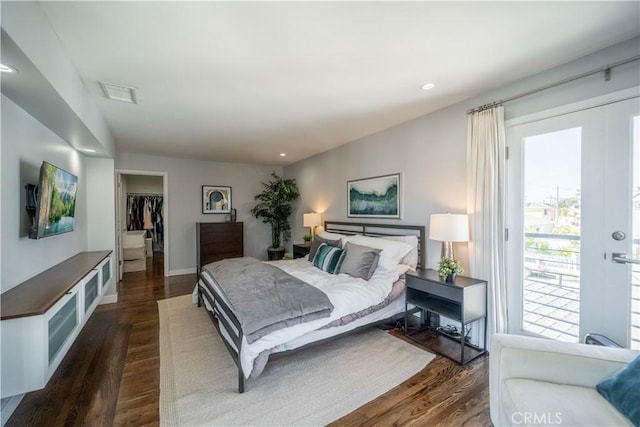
[35,161,78,238]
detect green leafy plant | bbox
[251,172,300,249]
[437,257,463,279]
[303,233,313,242]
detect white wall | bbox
[85,157,117,298]
[285,37,640,271]
[115,152,282,274]
[1,95,88,292]
[1,0,118,296]
[286,104,468,269]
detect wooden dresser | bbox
[196,222,244,275]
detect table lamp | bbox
[429,213,469,260]
[303,213,322,240]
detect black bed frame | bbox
[197,220,426,393]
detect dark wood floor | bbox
[7,255,491,426]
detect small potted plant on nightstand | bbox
[302,233,312,246]
[438,257,463,283]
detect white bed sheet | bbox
[199,257,403,378]
[272,295,404,352]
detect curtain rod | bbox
[467,55,640,114]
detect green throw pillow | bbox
[596,354,640,426]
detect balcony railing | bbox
[523,232,640,346]
[524,233,580,278]
[522,232,580,342]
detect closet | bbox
[126,194,164,252]
[118,173,166,277]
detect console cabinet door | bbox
[44,285,82,382]
[84,269,101,318]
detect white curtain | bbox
[467,106,508,339]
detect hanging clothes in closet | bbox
[127,194,164,252]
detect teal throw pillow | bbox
[308,236,341,262]
[312,243,345,274]
[596,354,640,426]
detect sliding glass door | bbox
[506,97,639,347]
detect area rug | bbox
[159,295,434,426]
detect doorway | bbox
[115,170,169,280]
[506,93,639,348]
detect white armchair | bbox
[490,334,639,426]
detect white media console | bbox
[0,251,113,399]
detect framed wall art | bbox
[347,173,400,218]
[202,185,232,214]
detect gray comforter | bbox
[202,257,334,343]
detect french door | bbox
[506,95,639,348]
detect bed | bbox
[196,221,425,392]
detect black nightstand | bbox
[405,269,487,364]
[293,243,311,259]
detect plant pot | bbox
[267,247,285,261]
[445,273,456,283]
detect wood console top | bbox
[1,251,112,320]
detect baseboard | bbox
[169,268,196,276]
[1,394,24,426]
[99,294,118,305]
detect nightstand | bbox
[293,243,311,259]
[405,269,487,364]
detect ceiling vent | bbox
[99,81,138,104]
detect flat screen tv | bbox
[31,161,78,239]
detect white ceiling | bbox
[37,1,639,165]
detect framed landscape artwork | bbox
[347,173,400,218]
[202,185,232,214]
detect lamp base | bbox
[440,241,454,260]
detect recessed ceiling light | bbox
[280,153,287,157]
[420,83,436,90]
[0,64,17,73]
[82,148,97,153]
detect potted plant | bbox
[302,233,313,246]
[251,172,300,260]
[437,257,463,282]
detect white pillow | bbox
[318,231,348,241]
[381,235,419,269]
[348,235,413,270]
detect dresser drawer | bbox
[197,222,244,271]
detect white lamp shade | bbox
[303,213,322,227]
[429,213,469,242]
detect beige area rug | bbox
[159,295,434,426]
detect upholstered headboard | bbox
[323,221,426,270]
